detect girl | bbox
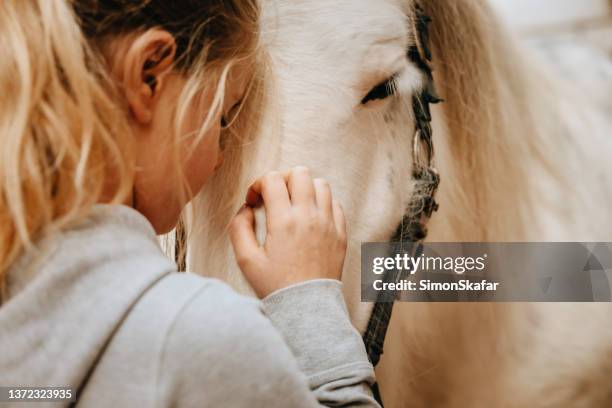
[0,1,379,407]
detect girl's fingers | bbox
[246,171,291,213]
[288,166,316,207]
[332,200,347,240]
[313,178,333,217]
[229,205,262,269]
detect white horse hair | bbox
[187,0,612,406]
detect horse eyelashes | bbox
[361,77,397,104]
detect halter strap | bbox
[362,3,441,404]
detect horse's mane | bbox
[422,0,609,241]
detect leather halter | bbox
[362,3,441,404]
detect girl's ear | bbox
[121,29,177,125]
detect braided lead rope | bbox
[363,5,441,403]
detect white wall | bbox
[489,0,610,31]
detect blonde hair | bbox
[0,0,260,300]
[0,0,132,299]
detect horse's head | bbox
[248,0,442,329]
[191,0,554,330]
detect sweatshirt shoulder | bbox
[153,274,315,407]
[142,272,267,342]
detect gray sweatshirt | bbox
[0,205,379,407]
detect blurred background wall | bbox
[489,0,612,111]
[490,0,611,48]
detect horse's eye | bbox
[361,77,397,104]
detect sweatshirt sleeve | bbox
[263,279,379,406]
[157,279,380,408]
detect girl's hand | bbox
[229,167,347,298]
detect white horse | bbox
[188,0,612,406]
